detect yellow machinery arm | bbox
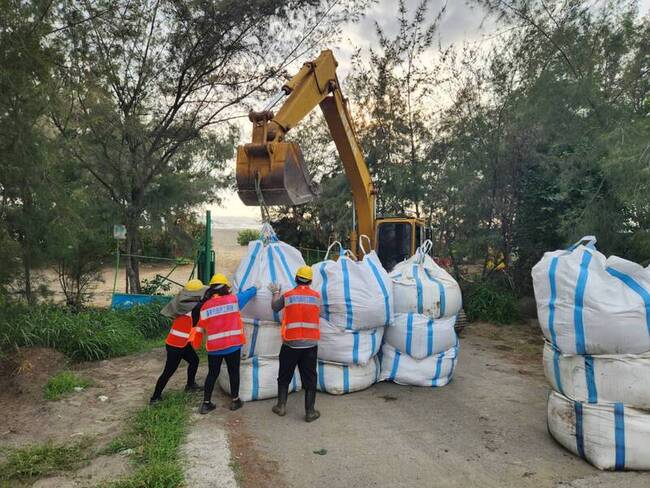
[236,49,376,252]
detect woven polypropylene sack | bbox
[317,356,380,395]
[390,242,461,319]
[317,318,383,365]
[241,319,282,359]
[532,236,650,355]
[547,390,650,470]
[543,342,650,409]
[385,313,457,360]
[311,246,393,331]
[379,342,459,387]
[218,356,301,402]
[232,226,306,323]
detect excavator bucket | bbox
[236,141,320,206]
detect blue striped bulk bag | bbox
[219,356,301,402]
[232,224,306,323]
[316,356,380,395]
[532,236,650,355]
[385,313,457,360]
[547,390,650,470]
[317,318,383,365]
[311,241,393,331]
[241,319,282,359]
[390,241,462,320]
[543,342,650,409]
[379,342,459,387]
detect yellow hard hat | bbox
[209,273,230,287]
[185,279,204,292]
[295,266,313,281]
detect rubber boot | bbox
[272,384,289,416]
[304,390,320,422]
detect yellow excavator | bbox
[236,49,427,270]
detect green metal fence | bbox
[299,247,340,266]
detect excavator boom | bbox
[236,50,376,251]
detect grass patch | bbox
[0,302,171,362]
[104,391,193,488]
[43,371,93,401]
[0,439,91,483]
[229,459,245,484]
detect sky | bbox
[209,0,650,224]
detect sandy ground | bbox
[38,228,248,307]
[2,324,650,487]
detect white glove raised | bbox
[267,282,282,294]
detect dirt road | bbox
[234,324,650,488]
[3,322,650,487]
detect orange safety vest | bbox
[282,286,321,342]
[166,313,204,349]
[200,294,245,352]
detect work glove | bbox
[267,282,282,294]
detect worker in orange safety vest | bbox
[269,265,322,422]
[150,279,206,405]
[198,273,257,414]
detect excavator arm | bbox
[236,49,376,252]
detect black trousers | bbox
[152,343,199,399]
[204,349,241,402]
[278,344,317,391]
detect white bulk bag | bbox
[543,342,650,409]
[547,390,650,470]
[232,224,306,323]
[241,319,282,359]
[218,356,301,402]
[317,319,383,365]
[532,236,650,355]
[390,241,462,319]
[311,241,393,331]
[385,313,457,360]
[317,357,380,395]
[379,343,458,387]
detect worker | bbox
[268,265,322,422]
[198,273,257,414]
[150,279,205,405]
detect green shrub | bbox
[43,371,93,401]
[463,280,521,325]
[237,229,260,246]
[0,303,170,361]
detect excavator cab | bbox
[236,111,320,206]
[375,218,427,271]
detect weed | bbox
[104,392,192,487]
[0,439,91,482]
[229,459,245,483]
[0,303,170,361]
[43,371,93,401]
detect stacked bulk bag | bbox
[311,240,391,394]
[533,236,650,470]
[232,223,306,323]
[241,319,282,359]
[380,241,461,386]
[317,356,381,395]
[221,224,304,401]
[219,356,301,402]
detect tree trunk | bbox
[23,251,33,304]
[125,210,142,294]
